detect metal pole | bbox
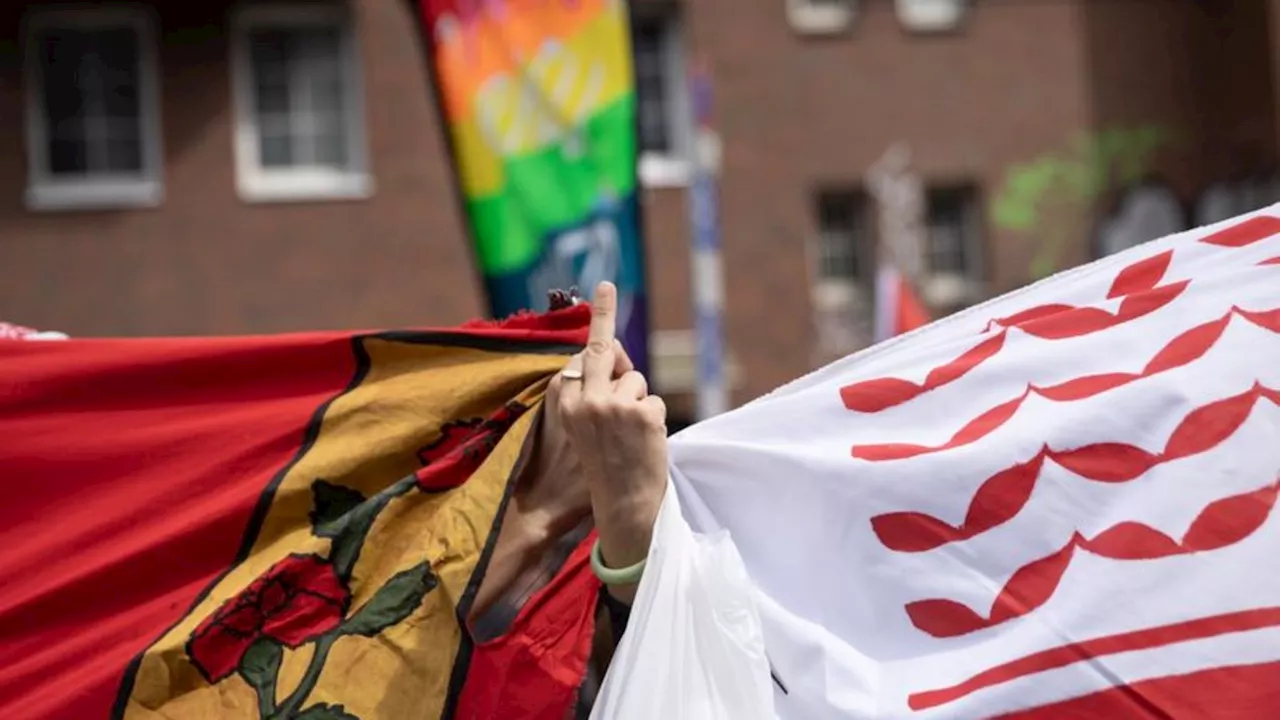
[687,67,728,419]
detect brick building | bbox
[1,0,1279,417]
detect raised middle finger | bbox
[582,281,618,397]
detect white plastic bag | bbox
[589,477,779,720]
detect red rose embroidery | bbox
[415,403,527,492]
[187,554,350,682]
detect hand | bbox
[514,385,591,541]
[551,282,668,603]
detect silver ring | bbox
[560,367,584,380]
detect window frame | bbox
[809,186,875,356]
[813,187,874,288]
[22,5,164,212]
[923,183,985,309]
[229,2,371,204]
[630,6,692,189]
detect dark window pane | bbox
[256,114,291,138]
[313,131,348,167]
[631,17,669,154]
[49,138,88,174]
[307,62,345,118]
[36,24,143,176]
[296,27,341,66]
[105,137,142,171]
[260,132,293,167]
[250,29,292,115]
[107,116,141,146]
[255,78,290,115]
[249,29,290,68]
[926,186,980,276]
[94,28,141,118]
[816,190,870,282]
[249,25,348,169]
[39,30,89,139]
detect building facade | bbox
[1,0,1278,414]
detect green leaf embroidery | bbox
[326,476,420,582]
[295,703,361,720]
[237,638,282,716]
[341,561,439,638]
[309,480,368,539]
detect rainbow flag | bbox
[418,0,651,374]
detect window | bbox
[231,4,369,202]
[631,7,690,188]
[811,188,874,355]
[787,0,856,36]
[924,185,984,309]
[896,0,968,33]
[816,190,872,285]
[23,7,162,211]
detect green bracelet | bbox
[590,538,647,586]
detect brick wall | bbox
[0,0,483,337]
[684,0,1095,402]
[2,0,1276,409]
[1081,0,1277,198]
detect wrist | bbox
[472,495,554,621]
[591,484,664,569]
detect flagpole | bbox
[687,66,728,419]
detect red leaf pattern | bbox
[851,308,1278,462]
[1107,250,1173,298]
[1199,215,1280,247]
[852,217,1280,662]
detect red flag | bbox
[874,263,930,342]
[0,308,597,720]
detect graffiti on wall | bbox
[991,125,1176,279]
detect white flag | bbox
[635,206,1280,718]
